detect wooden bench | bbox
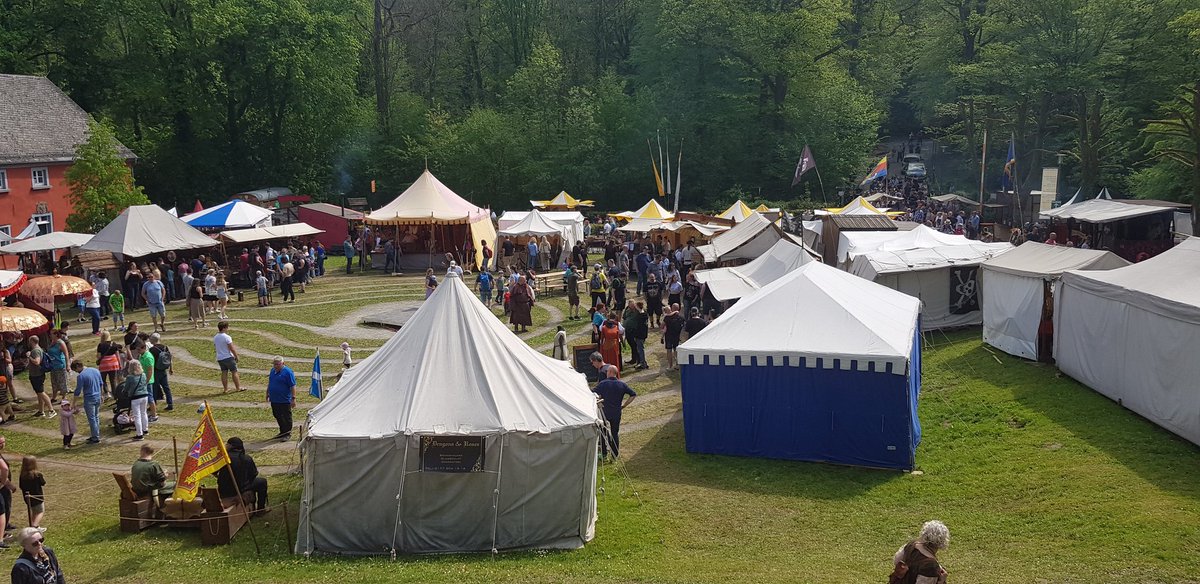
[533,271,566,297]
[197,487,252,546]
[113,473,158,533]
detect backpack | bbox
[155,346,172,370]
[590,273,602,289]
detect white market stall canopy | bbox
[1054,237,1200,446]
[681,260,921,374]
[838,224,969,265]
[498,210,585,243]
[1039,198,1177,223]
[697,212,784,264]
[365,170,492,225]
[0,232,93,254]
[849,241,1014,279]
[981,242,1129,360]
[218,222,324,245]
[930,194,1004,208]
[693,239,813,301]
[82,205,217,258]
[181,199,274,230]
[497,209,564,237]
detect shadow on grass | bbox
[943,337,1200,501]
[623,418,901,500]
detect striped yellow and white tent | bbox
[612,199,675,222]
[530,191,595,210]
[717,200,755,223]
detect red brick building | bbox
[0,74,136,268]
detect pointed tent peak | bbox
[1095,187,1113,200]
[531,191,595,209]
[828,196,885,215]
[717,200,755,222]
[193,199,204,213]
[307,273,600,437]
[614,199,674,221]
[1062,189,1080,207]
[365,169,490,225]
[680,260,920,373]
[754,203,780,213]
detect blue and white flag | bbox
[310,349,323,399]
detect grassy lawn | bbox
[6,272,1199,583]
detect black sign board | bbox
[573,344,600,382]
[420,436,485,473]
[346,197,369,208]
[949,266,980,315]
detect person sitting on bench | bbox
[130,444,174,501]
[215,437,268,516]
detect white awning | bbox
[219,222,325,244]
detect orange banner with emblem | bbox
[172,403,232,502]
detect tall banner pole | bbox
[978,128,988,216]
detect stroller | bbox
[111,387,136,434]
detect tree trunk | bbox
[373,0,390,131]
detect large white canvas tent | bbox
[297,271,603,555]
[697,212,785,264]
[81,205,217,258]
[679,261,923,470]
[692,239,813,301]
[845,227,1012,330]
[981,242,1129,360]
[364,170,498,271]
[497,211,586,244]
[1053,237,1200,446]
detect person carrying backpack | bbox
[589,264,607,308]
[148,333,174,412]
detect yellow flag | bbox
[652,156,665,197]
[172,403,232,501]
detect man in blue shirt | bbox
[634,247,652,296]
[70,360,104,444]
[266,356,296,440]
[343,235,355,274]
[140,273,167,334]
[592,367,636,459]
[526,238,539,271]
[475,270,493,307]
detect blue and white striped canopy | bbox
[181,200,273,229]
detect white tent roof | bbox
[850,242,1013,278]
[0,232,92,254]
[680,261,920,374]
[365,170,491,225]
[697,212,784,263]
[219,222,324,244]
[1040,198,1176,223]
[838,224,971,264]
[307,272,601,437]
[982,241,1129,279]
[693,239,813,301]
[81,205,217,258]
[180,199,274,230]
[1059,237,1200,324]
[498,209,566,237]
[497,211,585,226]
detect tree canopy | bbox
[64,118,151,233]
[3,0,1197,218]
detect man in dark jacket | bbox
[216,437,269,515]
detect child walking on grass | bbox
[58,400,76,449]
[109,289,126,331]
[19,456,46,529]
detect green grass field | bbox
[6,271,1199,583]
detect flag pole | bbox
[1012,133,1024,228]
[664,130,672,196]
[978,128,988,216]
[228,468,261,556]
[172,436,179,480]
[814,167,828,204]
[674,138,683,215]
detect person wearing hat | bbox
[216,437,268,515]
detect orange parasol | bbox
[0,306,50,334]
[19,275,93,301]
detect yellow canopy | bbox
[530,191,595,210]
[611,199,675,221]
[717,200,755,223]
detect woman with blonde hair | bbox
[215,273,230,320]
[122,359,151,440]
[891,520,949,584]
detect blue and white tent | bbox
[181,199,273,230]
[678,261,923,470]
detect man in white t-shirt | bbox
[213,321,243,393]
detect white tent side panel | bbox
[980,269,1043,360]
[1054,281,1200,447]
[874,268,983,331]
[296,431,598,555]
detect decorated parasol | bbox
[18,274,94,313]
[0,271,27,298]
[0,306,50,334]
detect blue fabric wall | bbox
[680,353,920,470]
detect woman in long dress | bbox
[509,276,535,332]
[598,314,622,374]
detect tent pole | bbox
[389,442,411,557]
[490,435,505,556]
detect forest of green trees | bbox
[2,0,1198,215]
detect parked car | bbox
[904,162,927,178]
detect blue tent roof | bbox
[182,200,273,229]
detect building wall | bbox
[0,163,73,268]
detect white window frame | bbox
[30,167,50,189]
[0,225,10,247]
[32,213,53,236]
[0,169,8,191]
